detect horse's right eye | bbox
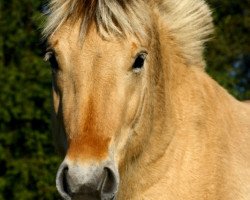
[45,52,59,72]
[132,52,147,73]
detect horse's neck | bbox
[163,65,250,198]
[118,25,250,198]
[119,59,250,199]
[147,65,250,199]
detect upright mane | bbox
[43,0,150,39]
[43,0,213,65]
[158,0,213,65]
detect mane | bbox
[42,0,150,39]
[158,0,214,65]
[43,0,213,65]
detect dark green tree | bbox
[206,0,250,100]
[0,0,60,199]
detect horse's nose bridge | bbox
[64,94,112,161]
[66,135,111,163]
[63,87,99,134]
[60,70,94,133]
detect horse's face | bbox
[47,21,155,199]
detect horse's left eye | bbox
[45,51,59,72]
[49,55,59,72]
[132,52,147,72]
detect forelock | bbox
[42,0,214,66]
[42,0,151,39]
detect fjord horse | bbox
[43,0,250,199]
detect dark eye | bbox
[45,51,59,72]
[132,52,147,72]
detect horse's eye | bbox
[45,52,59,72]
[132,52,147,72]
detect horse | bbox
[43,0,250,199]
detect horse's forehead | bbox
[49,23,104,53]
[48,22,142,60]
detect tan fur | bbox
[44,0,250,199]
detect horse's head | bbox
[45,2,160,199]
[44,0,212,199]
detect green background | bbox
[0,0,249,199]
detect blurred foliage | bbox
[0,0,60,199]
[205,0,250,99]
[0,0,249,199]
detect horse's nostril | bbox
[101,167,118,198]
[62,166,69,195]
[56,163,71,200]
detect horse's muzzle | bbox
[56,160,119,200]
